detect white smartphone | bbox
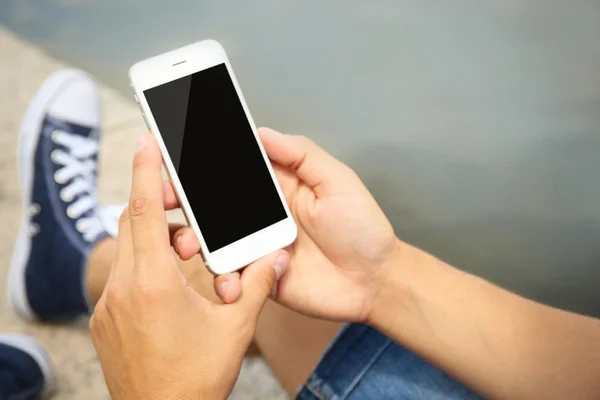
[129,39,297,275]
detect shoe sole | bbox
[8,69,91,321]
[0,334,57,399]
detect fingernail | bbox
[136,134,147,152]
[219,280,229,297]
[273,254,289,280]
[266,127,283,136]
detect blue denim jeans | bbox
[296,324,483,400]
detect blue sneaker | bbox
[0,334,56,399]
[9,70,111,321]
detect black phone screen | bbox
[144,63,287,252]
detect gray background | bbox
[2,0,600,316]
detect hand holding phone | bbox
[129,40,297,274]
[206,128,401,322]
[90,133,288,399]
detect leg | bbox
[255,301,342,396]
[7,69,214,318]
[64,194,482,399]
[294,324,484,400]
[12,70,481,399]
[86,243,484,400]
[8,69,114,321]
[8,69,337,395]
[86,238,116,305]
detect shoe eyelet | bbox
[51,130,60,142]
[50,149,61,163]
[60,189,73,203]
[76,219,87,233]
[54,171,67,184]
[66,206,77,219]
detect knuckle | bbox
[104,285,124,315]
[129,197,150,218]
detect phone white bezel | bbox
[129,39,297,275]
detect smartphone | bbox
[129,39,297,275]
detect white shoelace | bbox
[51,129,104,242]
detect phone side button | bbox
[134,94,139,103]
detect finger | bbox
[168,223,188,247]
[170,225,200,260]
[99,208,134,307]
[112,207,134,278]
[235,250,290,317]
[129,133,172,270]
[259,127,355,194]
[163,179,181,210]
[214,272,242,304]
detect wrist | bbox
[365,239,421,330]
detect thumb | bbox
[236,250,290,317]
[259,127,355,194]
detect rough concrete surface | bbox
[0,27,286,399]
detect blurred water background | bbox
[2,0,600,316]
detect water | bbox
[2,0,600,315]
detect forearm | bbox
[369,240,600,400]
